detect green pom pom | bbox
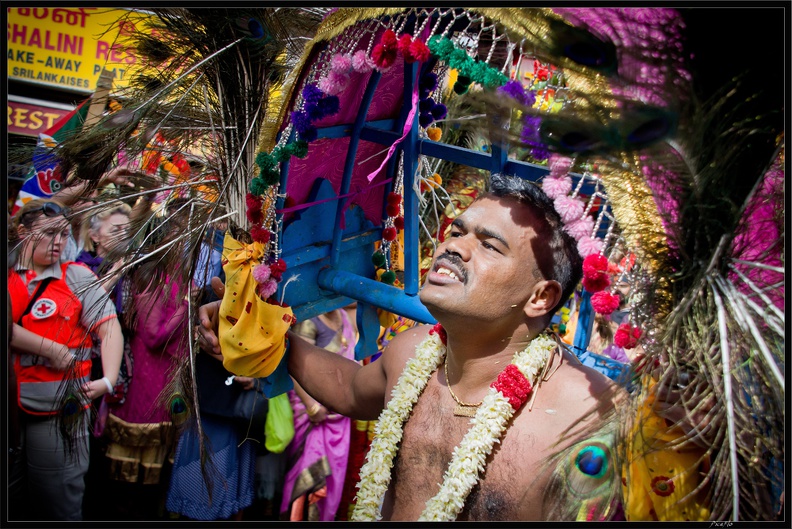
[448,49,470,71]
[290,140,309,159]
[430,37,455,58]
[482,69,508,88]
[380,270,396,285]
[274,145,292,163]
[371,251,387,268]
[249,177,268,196]
[255,151,277,170]
[262,168,280,187]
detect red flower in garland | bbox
[614,323,642,349]
[491,364,533,409]
[591,291,620,315]
[651,475,675,497]
[429,323,447,344]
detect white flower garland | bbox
[350,330,556,521]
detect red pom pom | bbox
[409,39,430,63]
[582,274,610,293]
[387,192,402,206]
[491,364,533,409]
[582,253,609,281]
[250,224,271,243]
[393,216,405,230]
[380,29,397,48]
[271,259,287,273]
[591,291,620,315]
[382,226,398,242]
[429,323,447,344]
[397,34,413,55]
[372,43,398,69]
[614,323,642,349]
[386,203,400,217]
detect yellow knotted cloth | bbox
[218,232,294,378]
[622,380,712,521]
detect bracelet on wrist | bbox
[307,402,322,416]
[100,376,114,394]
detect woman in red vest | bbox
[8,199,123,521]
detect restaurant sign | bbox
[7,7,153,93]
[7,97,73,137]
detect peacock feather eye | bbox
[539,116,615,155]
[575,445,608,479]
[169,393,190,426]
[235,17,269,42]
[617,106,678,150]
[547,19,617,74]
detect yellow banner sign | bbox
[7,7,153,93]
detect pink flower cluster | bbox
[614,323,642,349]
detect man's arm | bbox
[287,330,387,420]
[196,300,388,420]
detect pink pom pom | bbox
[352,50,374,72]
[614,323,642,349]
[318,71,348,95]
[542,176,572,199]
[257,278,278,300]
[577,236,603,257]
[548,155,572,177]
[553,195,584,223]
[252,263,272,284]
[564,216,594,241]
[591,291,620,315]
[330,53,352,73]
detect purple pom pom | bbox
[430,103,447,120]
[419,112,434,128]
[302,84,323,104]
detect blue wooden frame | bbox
[274,59,603,362]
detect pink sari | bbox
[280,310,355,521]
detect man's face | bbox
[419,195,545,324]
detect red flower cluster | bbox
[591,291,620,315]
[613,323,642,349]
[581,253,610,293]
[429,323,447,344]
[491,364,533,409]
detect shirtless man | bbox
[198,173,616,520]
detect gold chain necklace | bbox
[443,355,482,417]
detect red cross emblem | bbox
[31,298,57,319]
